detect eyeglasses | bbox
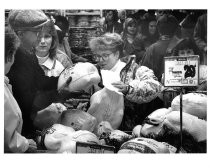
[93,52,113,61]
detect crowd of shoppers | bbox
[4,9,207,153]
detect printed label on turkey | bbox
[76,142,115,153]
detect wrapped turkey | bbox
[199,65,207,83]
[97,121,132,152]
[171,93,207,120]
[57,109,97,132]
[87,87,124,132]
[39,124,99,153]
[57,62,101,93]
[140,110,207,153]
[118,137,170,153]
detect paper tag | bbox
[76,142,115,153]
[164,55,199,87]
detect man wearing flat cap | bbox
[7,10,65,139]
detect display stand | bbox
[164,55,199,153]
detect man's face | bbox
[18,30,39,52]
[106,11,114,22]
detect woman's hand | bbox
[111,81,130,95]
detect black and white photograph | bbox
[1,0,209,167]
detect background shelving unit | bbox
[63,10,102,62]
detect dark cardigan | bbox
[7,48,59,138]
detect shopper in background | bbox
[118,10,126,29]
[194,13,207,65]
[7,10,67,138]
[171,38,206,92]
[142,14,180,82]
[121,17,145,64]
[89,33,163,130]
[4,27,37,153]
[128,10,146,39]
[180,11,198,39]
[139,13,159,51]
[54,15,88,64]
[160,37,204,107]
[102,10,123,34]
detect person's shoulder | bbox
[145,40,159,50]
[199,13,207,20]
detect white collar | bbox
[36,54,55,70]
[110,60,126,72]
[42,57,55,70]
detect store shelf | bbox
[66,12,101,16]
[69,27,98,29]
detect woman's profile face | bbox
[148,21,157,35]
[127,23,137,35]
[94,50,119,70]
[35,30,52,57]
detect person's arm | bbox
[125,66,163,104]
[142,40,155,66]
[4,87,29,153]
[194,15,207,51]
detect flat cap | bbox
[8,10,49,31]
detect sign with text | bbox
[76,142,115,153]
[164,55,199,87]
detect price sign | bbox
[76,142,115,153]
[164,55,199,87]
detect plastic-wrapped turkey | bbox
[57,62,101,93]
[87,87,124,133]
[131,108,172,138]
[118,137,170,153]
[140,109,207,153]
[37,124,100,153]
[97,121,133,152]
[87,69,125,133]
[171,93,207,120]
[57,109,97,132]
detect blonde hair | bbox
[89,33,123,56]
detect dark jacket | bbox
[121,34,145,64]
[194,14,207,51]
[7,48,59,138]
[141,36,180,81]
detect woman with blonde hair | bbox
[89,33,163,130]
